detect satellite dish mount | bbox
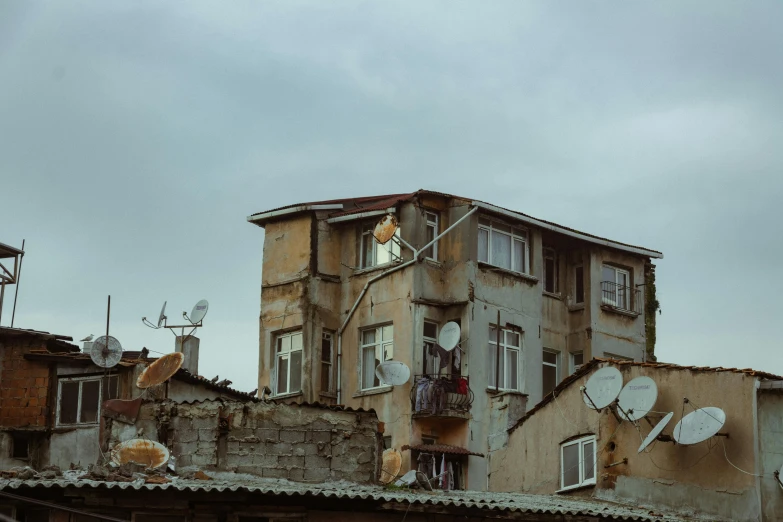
[142,299,209,342]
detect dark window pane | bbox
[11,433,29,459]
[543,365,557,396]
[321,335,332,362]
[59,381,79,424]
[321,362,331,392]
[573,352,584,367]
[583,441,595,480]
[575,266,584,304]
[383,436,392,449]
[545,257,555,293]
[562,443,580,487]
[290,351,302,392]
[79,380,100,423]
[478,229,489,263]
[277,356,288,394]
[543,351,557,365]
[423,322,437,339]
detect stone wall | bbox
[109,400,382,484]
[0,339,50,428]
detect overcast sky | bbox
[1,2,782,392]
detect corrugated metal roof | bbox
[0,327,74,343]
[173,368,258,401]
[509,358,783,433]
[0,474,691,521]
[401,443,484,457]
[247,190,662,258]
[282,401,376,414]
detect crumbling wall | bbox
[0,340,50,428]
[109,400,381,484]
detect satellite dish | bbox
[189,299,209,324]
[638,412,674,453]
[582,366,623,410]
[415,470,433,491]
[136,352,184,388]
[157,301,167,328]
[90,336,123,368]
[394,469,418,487]
[618,376,658,421]
[375,361,411,386]
[438,321,461,351]
[110,439,170,469]
[673,407,726,445]
[373,214,399,245]
[379,449,402,484]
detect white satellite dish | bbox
[673,407,726,445]
[394,470,418,487]
[582,366,623,410]
[189,299,209,324]
[90,335,123,368]
[618,376,658,422]
[438,321,461,351]
[375,361,411,386]
[157,301,167,328]
[638,412,674,453]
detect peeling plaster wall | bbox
[108,400,381,484]
[490,362,761,522]
[48,427,100,470]
[758,389,783,521]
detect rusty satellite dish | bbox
[373,214,399,245]
[136,352,184,389]
[379,449,402,484]
[90,335,123,368]
[111,439,170,469]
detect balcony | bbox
[410,374,473,419]
[600,281,642,316]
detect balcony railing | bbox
[600,281,642,315]
[410,374,473,417]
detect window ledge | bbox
[568,304,586,312]
[600,304,640,318]
[543,291,562,300]
[353,385,393,398]
[556,481,596,494]
[486,388,528,398]
[271,391,303,401]
[352,260,404,277]
[477,262,538,285]
[319,391,337,399]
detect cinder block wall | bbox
[0,340,51,428]
[111,400,382,484]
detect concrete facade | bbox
[249,190,663,491]
[488,359,783,522]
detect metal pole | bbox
[106,295,111,347]
[0,281,5,326]
[10,239,25,327]
[495,310,500,391]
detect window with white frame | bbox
[361,221,401,268]
[602,265,630,309]
[570,351,584,374]
[57,375,118,426]
[422,320,439,375]
[321,331,334,393]
[275,330,302,395]
[542,349,559,395]
[543,248,558,294]
[477,217,529,274]
[488,325,522,391]
[423,211,439,260]
[361,325,394,389]
[561,435,596,490]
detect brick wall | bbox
[0,340,51,428]
[109,400,382,484]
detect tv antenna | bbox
[142,299,209,341]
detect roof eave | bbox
[471,201,664,259]
[325,208,397,224]
[247,204,344,227]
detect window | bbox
[383,436,392,450]
[361,221,401,268]
[488,325,522,391]
[574,265,584,304]
[422,436,437,445]
[275,331,302,395]
[542,350,559,395]
[11,432,30,459]
[422,321,439,374]
[361,325,394,389]
[423,212,439,260]
[602,265,630,309]
[561,435,596,490]
[477,217,529,274]
[57,375,118,426]
[543,248,558,293]
[571,352,584,374]
[321,331,334,393]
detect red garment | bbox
[457,377,468,395]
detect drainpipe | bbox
[336,205,478,404]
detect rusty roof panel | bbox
[401,444,484,457]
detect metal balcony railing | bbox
[410,374,473,416]
[600,281,642,315]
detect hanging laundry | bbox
[447,462,454,491]
[453,346,461,368]
[457,377,468,395]
[440,454,447,490]
[415,378,430,412]
[434,343,451,369]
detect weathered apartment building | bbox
[489,358,783,522]
[247,190,663,490]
